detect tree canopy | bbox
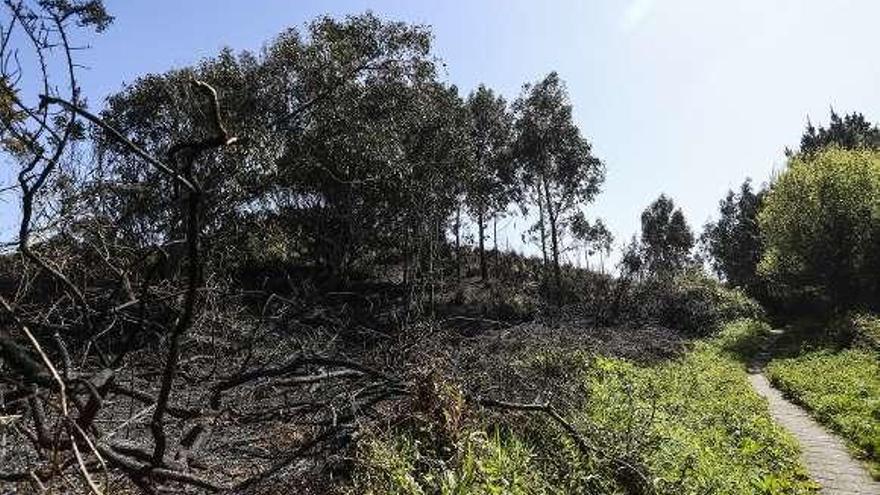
[701,179,764,291]
[513,72,605,287]
[639,194,694,275]
[796,109,880,155]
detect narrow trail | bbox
[747,329,880,495]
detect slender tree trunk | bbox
[455,203,462,281]
[478,208,487,281]
[542,177,561,294]
[403,225,410,286]
[537,190,548,265]
[493,214,499,272]
[429,215,436,314]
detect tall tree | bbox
[570,212,613,267]
[93,13,443,278]
[640,194,693,275]
[796,109,880,155]
[513,72,604,289]
[464,85,516,280]
[701,179,764,291]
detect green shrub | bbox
[641,269,764,336]
[850,313,880,351]
[714,318,773,362]
[759,147,880,311]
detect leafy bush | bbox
[759,147,880,311]
[639,269,764,336]
[714,317,773,362]
[768,348,880,479]
[850,313,880,351]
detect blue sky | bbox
[6,0,880,262]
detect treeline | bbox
[75,13,610,301]
[702,109,880,316]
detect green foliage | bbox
[464,85,517,280]
[641,269,764,336]
[584,337,816,494]
[759,147,880,310]
[768,348,880,478]
[640,194,694,275]
[352,429,548,495]
[797,109,880,155]
[94,13,464,278]
[850,313,880,351]
[514,72,605,286]
[701,179,765,294]
[714,317,773,362]
[351,324,816,495]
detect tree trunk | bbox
[542,177,561,295]
[537,191,548,265]
[493,215,499,272]
[429,215,436,314]
[478,209,487,281]
[455,203,462,280]
[403,225,410,286]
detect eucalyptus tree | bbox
[640,194,694,275]
[570,213,613,268]
[701,179,764,290]
[513,72,604,289]
[464,85,516,280]
[92,13,438,277]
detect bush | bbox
[639,269,764,336]
[850,313,880,351]
[759,147,880,311]
[714,318,773,362]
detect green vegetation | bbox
[635,269,765,337]
[701,179,765,296]
[766,317,880,479]
[586,329,815,494]
[639,194,694,275]
[352,431,544,495]
[758,147,880,311]
[7,1,880,492]
[350,320,817,494]
[713,317,773,362]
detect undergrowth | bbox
[584,330,816,494]
[347,319,817,494]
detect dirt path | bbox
[748,330,880,495]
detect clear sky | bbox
[6,0,880,260]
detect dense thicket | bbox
[701,110,880,317]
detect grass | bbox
[351,430,546,495]
[582,324,816,494]
[767,347,880,479]
[348,319,817,494]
